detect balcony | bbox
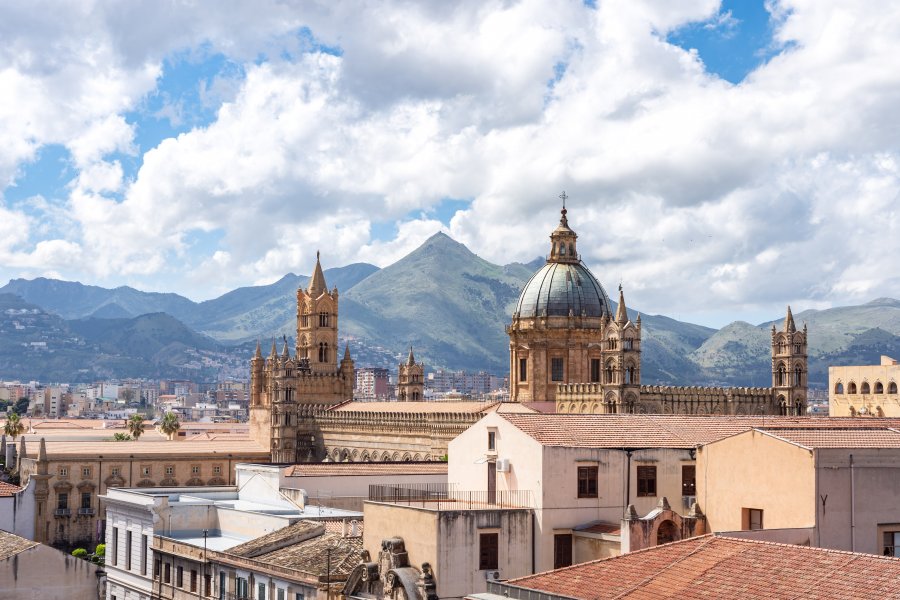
[54,508,71,517]
[368,483,533,510]
[78,507,95,516]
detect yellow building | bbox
[829,355,900,416]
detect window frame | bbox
[518,358,527,382]
[478,532,499,570]
[577,465,598,498]
[637,465,657,497]
[681,465,696,496]
[551,357,564,382]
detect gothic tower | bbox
[601,286,642,412]
[297,252,339,374]
[398,347,425,401]
[771,305,808,415]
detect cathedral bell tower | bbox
[297,252,339,374]
[398,347,425,401]
[771,306,808,415]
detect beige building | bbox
[697,426,900,555]
[829,355,900,416]
[0,528,103,600]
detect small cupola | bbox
[549,192,578,264]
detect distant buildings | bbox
[829,354,900,416]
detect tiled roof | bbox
[0,529,38,560]
[507,535,900,599]
[330,401,499,414]
[284,462,447,477]
[760,427,900,448]
[0,481,22,497]
[252,532,363,578]
[229,520,324,558]
[573,521,620,536]
[499,414,900,448]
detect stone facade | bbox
[509,204,810,416]
[829,355,900,417]
[397,348,425,402]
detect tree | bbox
[3,413,25,441]
[127,414,144,440]
[158,411,181,440]
[112,433,133,441]
[14,397,29,415]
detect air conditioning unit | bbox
[485,570,501,581]
[496,458,511,472]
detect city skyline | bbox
[2,1,899,328]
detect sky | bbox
[1,0,899,328]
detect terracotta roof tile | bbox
[574,522,620,535]
[0,529,38,560]
[0,481,22,497]
[499,414,900,448]
[507,535,900,600]
[228,520,324,558]
[250,531,363,578]
[284,462,447,477]
[330,401,498,414]
[760,427,900,448]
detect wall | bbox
[280,471,448,512]
[0,479,36,539]
[829,362,900,416]
[698,430,815,533]
[0,543,102,600]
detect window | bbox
[861,382,871,394]
[126,530,132,570]
[605,362,614,384]
[81,492,91,509]
[204,573,211,597]
[236,577,248,598]
[884,531,900,557]
[891,382,898,395]
[212,465,222,475]
[111,467,120,477]
[57,492,69,510]
[154,558,161,579]
[141,466,151,477]
[794,342,802,353]
[479,532,499,570]
[318,342,329,362]
[177,565,183,587]
[551,357,564,382]
[300,313,309,328]
[319,312,329,327]
[743,508,764,531]
[295,593,305,600]
[190,570,197,592]
[59,467,68,477]
[875,382,884,394]
[278,589,286,600]
[258,583,267,599]
[637,466,657,497]
[192,465,200,475]
[835,382,844,394]
[577,466,598,498]
[141,534,148,575]
[82,466,91,478]
[519,358,527,382]
[590,359,601,383]
[848,382,858,394]
[682,465,696,496]
[553,534,572,569]
[165,465,174,476]
[112,527,118,566]
[624,338,633,350]
[487,431,496,451]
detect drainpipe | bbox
[531,511,536,575]
[624,450,633,507]
[850,454,855,552]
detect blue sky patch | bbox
[667,0,782,84]
[5,144,72,204]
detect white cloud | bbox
[1,0,900,327]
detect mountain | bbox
[0,294,240,382]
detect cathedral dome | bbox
[515,261,611,319]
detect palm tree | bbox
[127,414,144,440]
[158,411,180,440]
[3,412,25,441]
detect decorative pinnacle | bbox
[559,191,569,227]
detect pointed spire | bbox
[784,305,796,333]
[307,250,328,297]
[281,335,290,358]
[636,312,642,325]
[343,344,351,361]
[616,284,628,324]
[407,346,416,366]
[38,437,47,462]
[254,339,262,359]
[269,337,278,358]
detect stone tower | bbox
[397,347,425,401]
[249,253,355,463]
[508,198,635,403]
[771,305,808,415]
[297,252,339,374]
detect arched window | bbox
[624,338,634,350]
[889,382,898,394]
[626,365,636,384]
[608,338,617,350]
[778,396,787,416]
[605,361,615,384]
[412,391,420,401]
[559,243,566,255]
[568,243,574,256]
[777,364,787,386]
[861,382,871,394]
[794,365,802,386]
[319,312,329,327]
[318,342,329,363]
[794,342,802,353]
[848,382,857,394]
[875,381,884,394]
[835,382,844,394]
[778,340,787,354]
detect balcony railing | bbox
[368,484,532,509]
[78,507,95,515]
[54,508,71,517]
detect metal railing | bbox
[78,507,95,515]
[54,508,71,517]
[368,484,532,509]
